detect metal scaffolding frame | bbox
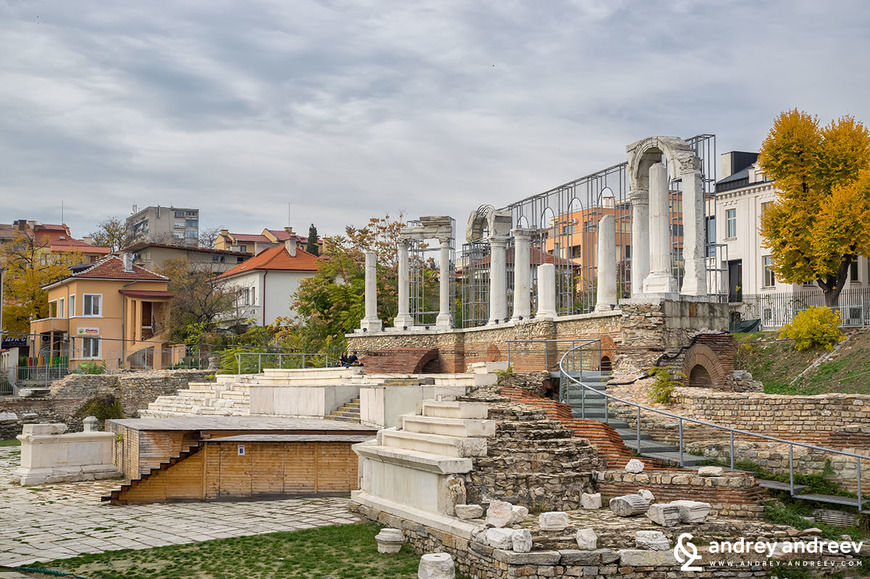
[460,134,719,328]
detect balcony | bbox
[30,317,70,334]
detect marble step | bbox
[420,401,488,420]
[400,414,495,438]
[380,428,487,458]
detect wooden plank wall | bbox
[114,441,359,504]
[207,442,359,499]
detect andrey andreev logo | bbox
[675,533,703,572]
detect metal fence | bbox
[233,352,333,375]
[738,288,870,330]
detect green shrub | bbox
[77,360,107,374]
[779,306,844,351]
[647,366,684,404]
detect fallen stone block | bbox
[575,528,597,550]
[580,492,601,509]
[455,504,483,520]
[375,528,405,554]
[698,465,724,477]
[486,499,514,528]
[538,511,569,532]
[637,489,655,503]
[418,552,455,579]
[609,494,649,516]
[509,505,529,524]
[485,528,515,550]
[669,500,712,523]
[625,458,644,473]
[647,503,681,527]
[635,530,670,551]
[618,549,678,566]
[512,529,532,553]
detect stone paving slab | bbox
[0,447,361,567]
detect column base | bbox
[680,259,708,296]
[594,302,618,313]
[642,273,678,295]
[393,314,414,330]
[435,313,453,329]
[359,318,383,333]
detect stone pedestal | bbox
[14,421,121,485]
[360,251,383,332]
[595,215,617,312]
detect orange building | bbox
[29,255,177,371]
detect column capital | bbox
[510,228,535,241]
[629,189,649,204]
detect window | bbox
[762,256,775,288]
[69,295,75,317]
[726,209,737,238]
[706,216,716,258]
[174,220,185,229]
[58,297,64,318]
[83,294,102,316]
[186,211,196,217]
[241,288,251,306]
[81,337,100,359]
[49,301,58,318]
[212,254,226,263]
[851,259,859,282]
[174,211,185,218]
[186,219,198,228]
[761,201,772,216]
[185,230,197,238]
[173,232,184,239]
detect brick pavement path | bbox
[0,447,361,567]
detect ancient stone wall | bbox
[598,471,766,519]
[464,401,603,511]
[0,369,212,438]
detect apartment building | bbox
[126,206,200,247]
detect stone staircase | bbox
[103,443,202,505]
[139,374,255,417]
[327,398,361,423]
[565,371,867,511]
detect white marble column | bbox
[536,263,557,318]
[394,240,413,329]
[595,215,618,312]
[359,251,382,332]
[511,229,533,322]
[642,162,678,295]
[629,189,650,298]
[488,236,509,324]
[680,166,707,296]
[435,236,453,328]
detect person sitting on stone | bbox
[347,352,361,366]
[340,353,350,367]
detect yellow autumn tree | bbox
[759,109,870,306]
[0,230,83,335]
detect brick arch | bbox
[486,344,501,362]
[682,343,726,389]
[599,335,617,372]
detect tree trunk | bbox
[818,256,852,307]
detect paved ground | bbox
[0,446,361,567]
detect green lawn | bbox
[22,522,438,579]
[0,438,20,446]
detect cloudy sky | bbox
[2,0,869,240]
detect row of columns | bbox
[359,219,620,332]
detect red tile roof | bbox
[214,245,320,280]
[229,233,270,243]
[50,238,112,254]
[69,256,169,281]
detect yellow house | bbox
[29,255,178,371]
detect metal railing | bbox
[559,339,870,512]
[18,365,70,384]
[234,352,333,376]
[505,338,600,373]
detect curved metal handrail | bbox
[558,340,869,511]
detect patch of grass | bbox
[763,499,863,541]
[37,522,442,579]
[735,330,870,395]
[0,438,21,446]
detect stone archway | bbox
[681,343,726,389]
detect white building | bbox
[213,239,319,326]
[714,151,870,328]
